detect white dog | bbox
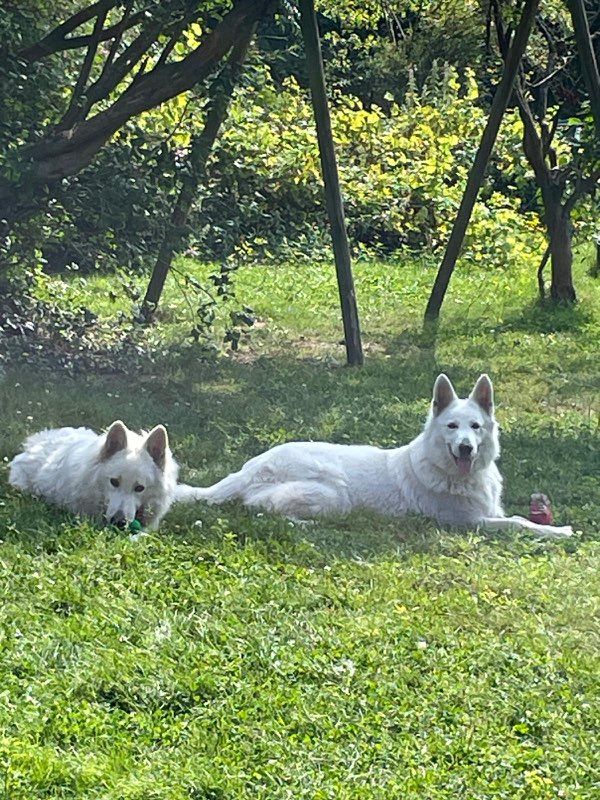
[9,420,178,530]
[177,374,572,538]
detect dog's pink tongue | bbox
[457,457,472,475]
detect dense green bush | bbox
[201,62,545,268]
[1,1,594,283]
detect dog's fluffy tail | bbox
[173,484,209,502]
[174,471,245,505]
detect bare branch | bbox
[566,0,600,135]
[156,17,189,67]
[82,18,166,113]
[533,15,561,120]
[59,10,146,53]
[59,7,110,130]
[535,15,556,52]
[491,0,512,55]
[17,0,120,63]
[531,59,570,89]
[564,169,600,213]
[100,0,135,75]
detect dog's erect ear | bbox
[432,374,458,416]
[470,374,494,414]
[145,425,168,470]
[100,420,128,460]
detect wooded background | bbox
[1,0,598,352]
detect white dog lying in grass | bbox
[9,421,178,530]
[177,374,573,538]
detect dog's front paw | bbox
[557,525,573,537]
[535,523,573,539]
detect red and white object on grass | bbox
[529,493,553,526]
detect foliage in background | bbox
[210,62,546,267]
[0,0,598,356]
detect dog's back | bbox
[9,427,103,515]
[9,427,98,491]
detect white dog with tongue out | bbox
[177,374,572,538]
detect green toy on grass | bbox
[128,519,143,533]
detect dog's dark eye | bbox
[471,423,481,430]
[134,484,145,493]
[110,478,120,488]
[447,423,458,429]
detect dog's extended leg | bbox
[245,480,351,520]
[482,515,573,539]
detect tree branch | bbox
[59,7,110,130]
[100,0,135,76]
[17,0,120,63]
[514,82,548,183]
[566,0,600,135]
[16,0,275,182]
[563,169,600,213]
[534,15,558,120]
[156,17,189,67]
[77,17,167,118]
[494,2,550,183]
[541,106,561,165]
[83,5,205,113]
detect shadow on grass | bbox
[382,300,594,357]
[1,327,598,560]
[2,414,595,564]
[483,300,595,336]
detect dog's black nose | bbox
[110,512,126,529]
[459,443,473,458]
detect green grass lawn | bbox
[1,249,599,798]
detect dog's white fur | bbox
[177,374,572,538]
[9,421,178,530]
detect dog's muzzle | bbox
[449,444,475,475]
[110,511,127,529]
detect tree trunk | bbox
[423,0,539,322]
[141,192,189,318]
[566,0,600,136]
[541,182,576,302]
[298,0,364,366]
[142,22,257,318]
[547,204,576,302]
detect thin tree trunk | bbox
[423,0,539,322]
[537,244,550,299]
[298,0,364,366]
[141,22,257,318]
[546,201,576,302]
[538,180,577,302]
[566,0,600,135]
